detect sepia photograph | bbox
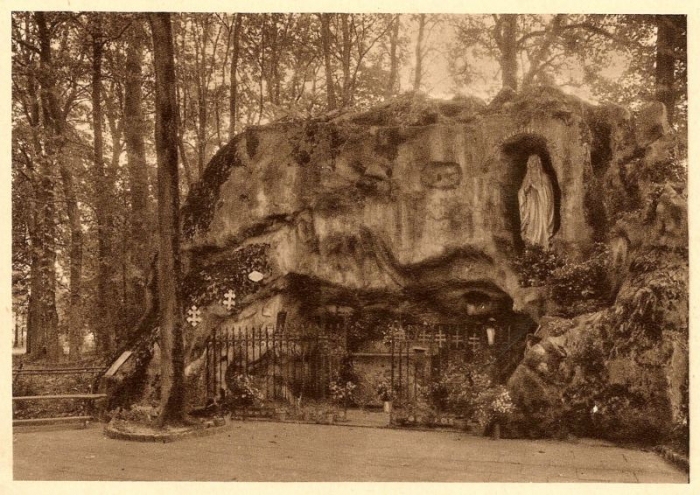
[7,3,691,485]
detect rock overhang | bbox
[180,87,614,324]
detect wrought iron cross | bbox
[223,289,237,310]
[435,328,447,347]
[468,334,481,353]
[187,305,202,327]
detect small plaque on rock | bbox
[420,161,463,189]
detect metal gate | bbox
[204,325,345,403]
[388,321,531,405]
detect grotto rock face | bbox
[173,87,686,442]
[180,87,599,342]
[507,100,688,443]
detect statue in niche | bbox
[518,154,555,247]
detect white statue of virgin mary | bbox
[518,155,555,247]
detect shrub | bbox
[435,354,493,415]
[549,243,611,309]
[514,243,613,316]
[513,244,564,288]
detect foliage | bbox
[472,385,516,427]
[549,243,612,311]
[432,352,496,416]
[329,378,357,404]
[180,139,245,239]
[514,243,612,316]
[182,243,270,308]
[513,244,564,288]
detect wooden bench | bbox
[12,394,107,428]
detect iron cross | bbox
[468,334,481,353]
[435,328,447,347]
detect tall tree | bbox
[655,15,685,126]
[413,14,427,92]
[497,14,518,90]
[90,14,118,356]
[149,12,188,426]
[124,17,152,325]
[229,13,243,139]
[25,12,61,360]
[320,13,337,111]
[386,14,401,97]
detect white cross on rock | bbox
[187,305,202,327]
[223,290,237,310]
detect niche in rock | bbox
[501,134,561,250]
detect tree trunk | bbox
[195,19,208,176]
[413,14,425,92]
[340,14,353,107]
[60,160,83,361]
[500,14,518,91]
[258,15,266,124]
[149,12,187,426]
[91,15,116,357]
[26,170,59,360]
[124,18,151,328]
[27,12,60,361]
[655,15,677,126]
[320,14,337,111]
[229,13,242,139]
[386,15,400,98]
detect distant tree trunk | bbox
[386,15,400,98]
[413,14,426,92]
[655,15,680,126]
[267,16,281,106]
[149,12,187,426]
[91,15,116,357]
[320,14,337,111]
[27,12,60,360]
[340,14,353,107]
[124,19,151,327]
[60,160,83,361]
[499,14,518,91]
[229,13,242,139]
[195,19,209,176]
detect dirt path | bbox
[12,421,687,482]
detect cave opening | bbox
[501,134,561,251]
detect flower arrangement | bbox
[226,373,264,409]
[376,379,394,402]
[329,379,356,403]
[329,378,356,419]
